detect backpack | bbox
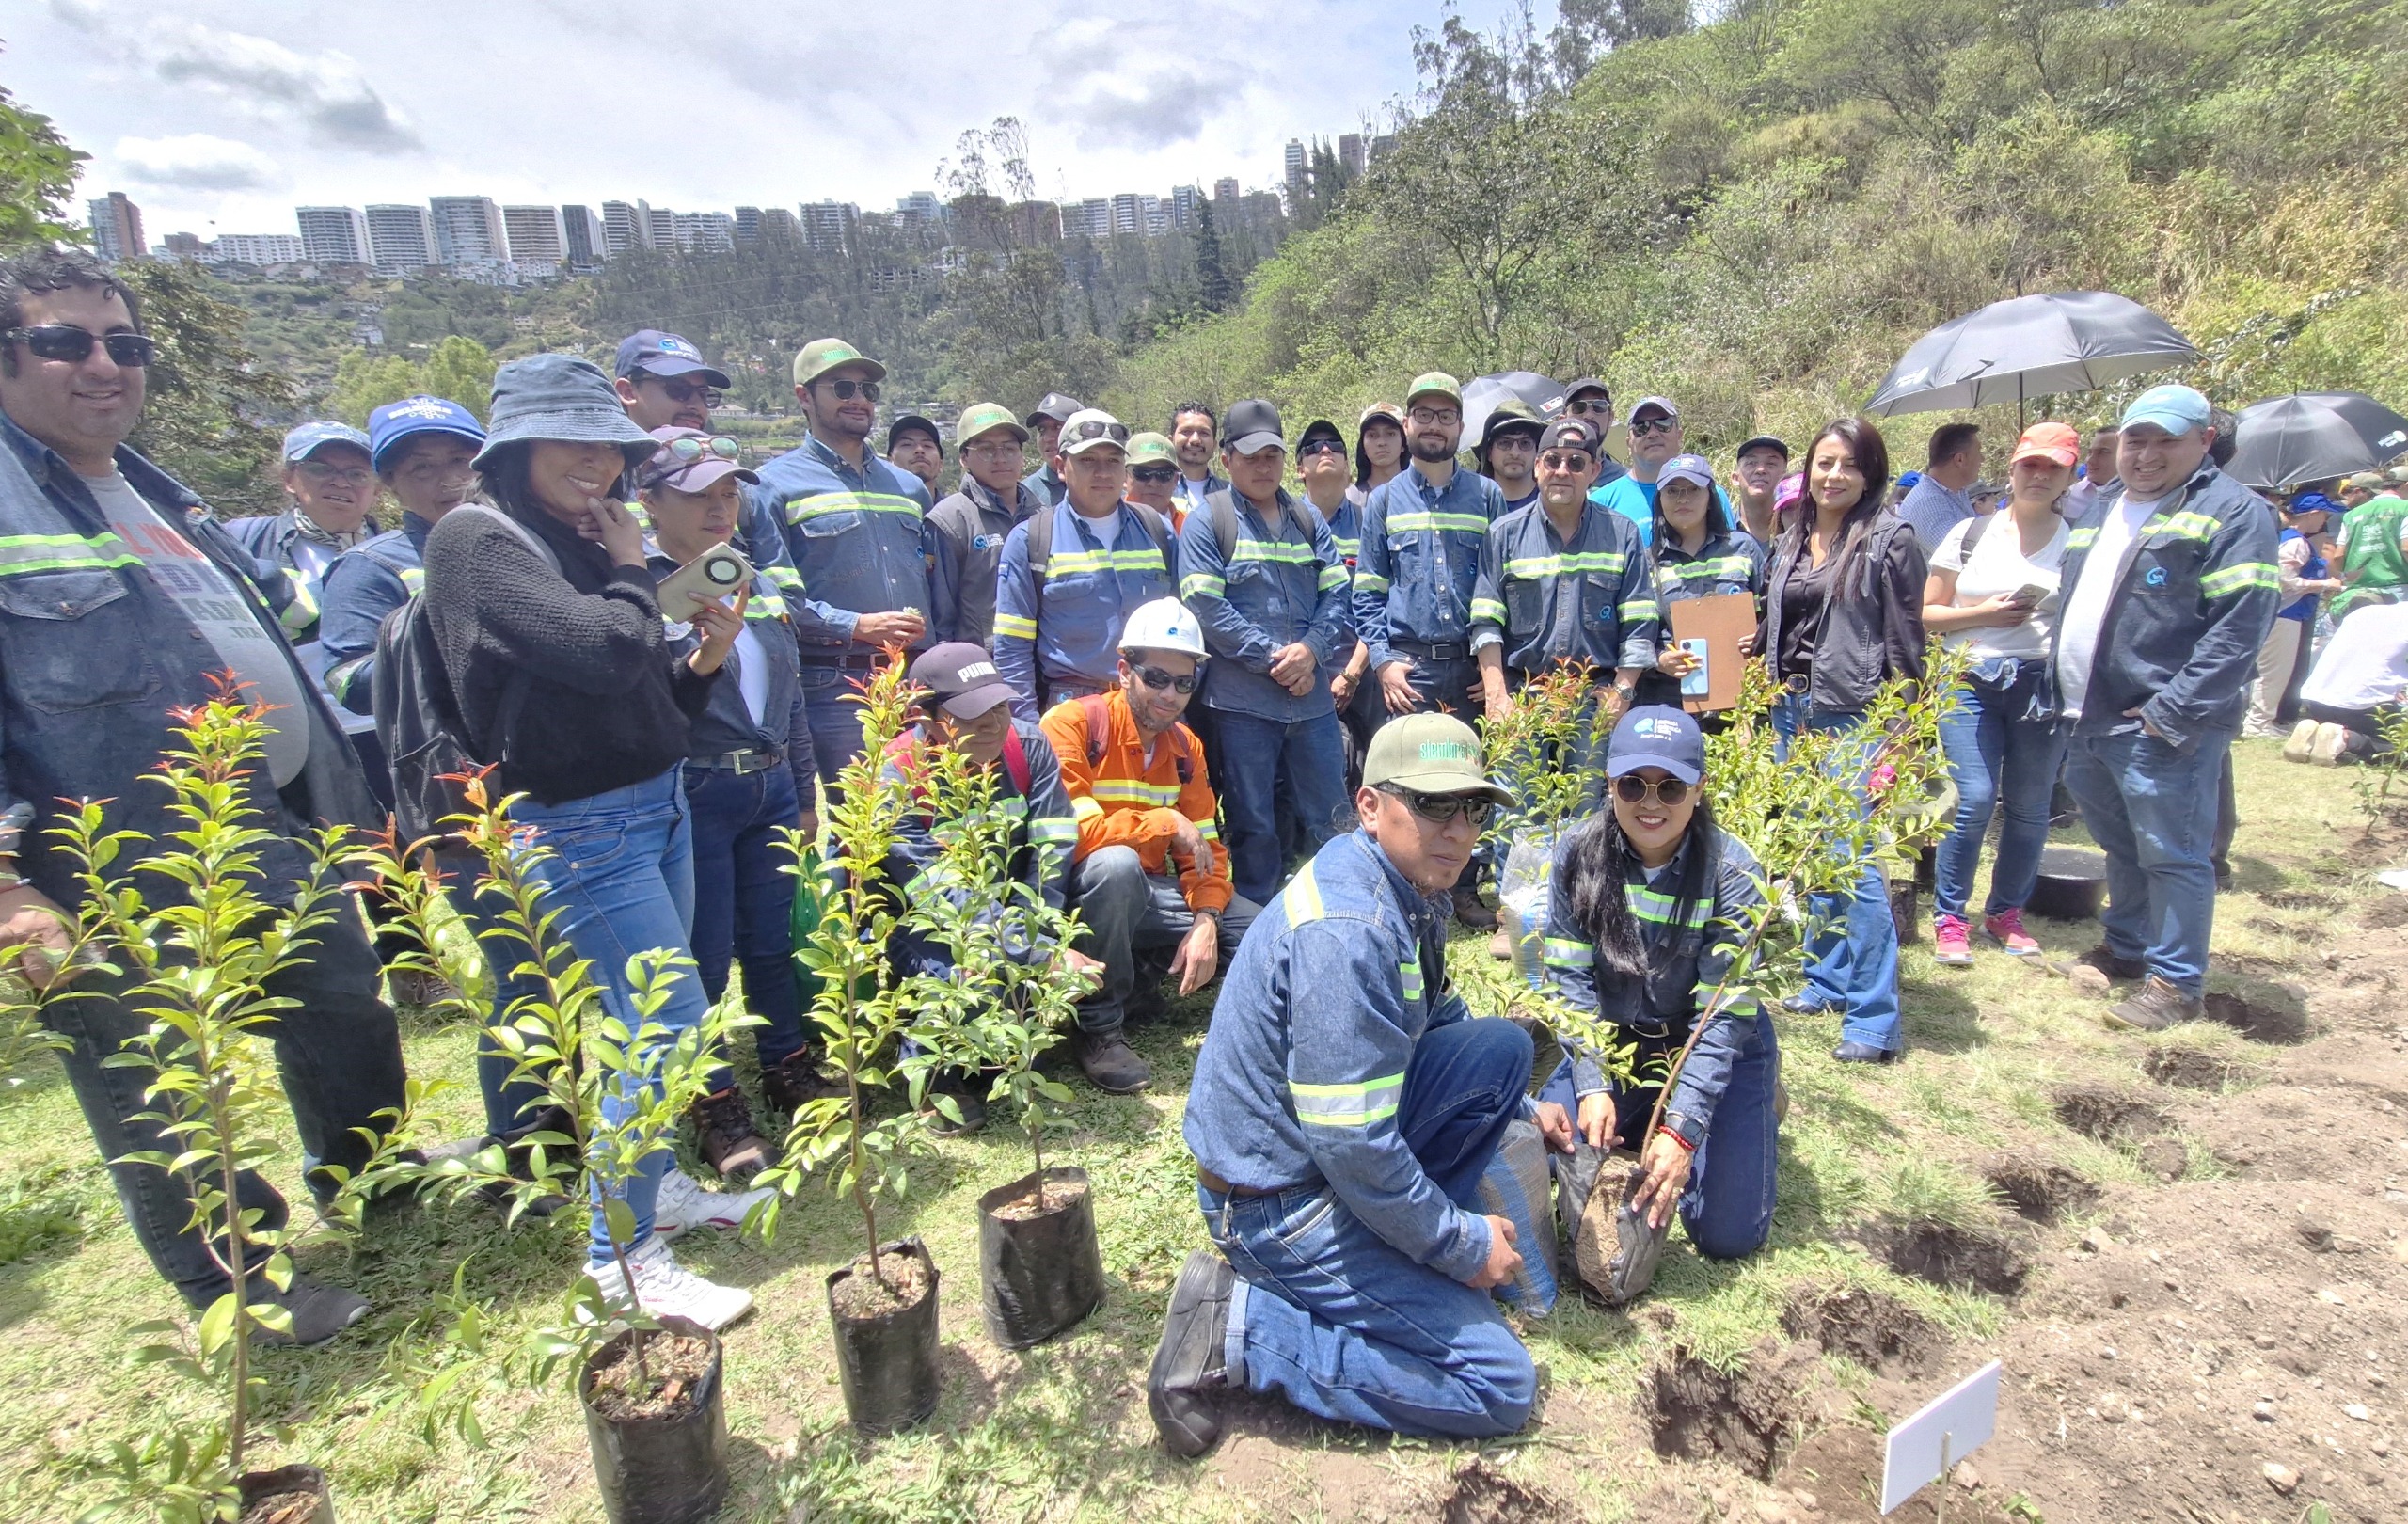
[374,505,557,844]
[1074,691,1195,786]
[1204,486,1318,565]
[1024,500,1176,593]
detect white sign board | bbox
[1880,1359,2003,1515]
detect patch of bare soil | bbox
[990,1175,1085,1221]
[1436,1458,1565,1523]
[1782,1285,1946,1377]
[829,1246,932,1321]
[1985,1157,2102,1224]
[1771,1424,2020,1523]
[2052,1085,2172,1143]
[2141,1045,2259,1091]
[1864,1216,2031,1296]
[1641,1339,1830,1480]
[582,1329,715,1421]
[237,1494,325,1524]
[2203,988,2312,1044]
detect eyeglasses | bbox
[1407,407,1460,427]
[1628,417,1677,437]
[1612,774,1690,807]
[657,434,741,464]
[1537,452,1594,472]
[1380,786,1495,827]
[6,325,157,367]
[1298,438,1347,459]
[648,377,722,406]
[1062,418,1131,447]
[1130,465,1178,484]
[1132,664,1197,694]
[815,377,881,402]
[963,437,1023,457]
[295,460,374,484]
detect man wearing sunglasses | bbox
[1557,378,1627,488]
[1041,599,1257,1094]
[0,247,405,1341]
[1022,392,1082,508]
[751,337,936,782]
[1473,401,1545,516]
[1125,431,1184,528]
[222,421,378,652]
[1590,397,1724,548]
[612,329,794,582]
[1294,418,1373,722]
[1153,713,1570,1457]
[928,402,1043,647]
[994,408,1177,722]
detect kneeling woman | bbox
[1544,706,1780,1281]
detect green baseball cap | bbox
[1127,431,1177,467]
[1405,372,1462,407]
[1361,713,1515,806]
[956,401,1029,446]
[793,337,887,388]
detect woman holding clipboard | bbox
[1641,452,1766,714]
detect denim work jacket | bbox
[1176,488,1353,722]
[748,434,934,656]
[1353,466,1503,670]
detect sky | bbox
[7,0,1497,243]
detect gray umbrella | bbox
[1865,291,2199,417]
[2226,391,2408,490]
[1461,372,1567,444]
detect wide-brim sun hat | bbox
[473,353,657,471]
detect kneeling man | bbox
[1150,714,1572,1454]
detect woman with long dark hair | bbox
[1543,706,1779,1295]
[1641,452,1766,710]
[1757,418,1925,1063]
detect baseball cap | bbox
[1480,399,1545,445]
[1607,706,1706,786]
[1223,398,1286,455]
[1404,373,1462,408]
[956,402,1029,447]
[367,395,484,472]
[1539,417,1601,456]
[614,330,731,389]
[910,643,1020,720]
[637,425,758,495]
[1025,392,1083,427]
[2388,464,2408,487]
[2118,384,2212,437]
[2346,470,2386,492]
[1057,407,1131,458]
[282,421,371,465]
[2011,421,2082,468]
[1126,431,1177,468]
[1627,396,1679,423]
[792,337,886,388]
[1656,453,1715,492]
[1358,402,1406,432]
[1362,713,1515,806]
[1897,470,1924,491]
[1296,418,1346,453]
[887,414,942,453]
[1736,434,1789,461]
[1774,472,1804,513]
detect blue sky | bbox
[8,0,1504,244]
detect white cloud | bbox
[113,133,284,191]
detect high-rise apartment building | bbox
[799,201,858,255]
[673,211,735,254]
[759,207,802,242]
[204,233,303,266]
[1169,184,1202,230]
[562,205,608,267]
[1339,133,1366,178]
[644,204,676,250]
[428,196,508,266]
[1213,177,1241,205]
[1284,139,1307,183]
[501,205,567,265]
[600,200,644,256]
[364,204,438,271]
[295,206,370,264]
[734,206,763,246]
[87,192,144,262]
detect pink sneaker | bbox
[1933,913,1973,966]
[1983,909,2042,956]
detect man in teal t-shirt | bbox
[1588,396,1727,548]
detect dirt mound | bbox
[1781,1285,1944,1376]
[1437,1459,1563,1524]
[2203,989,2310,1043]
[1640,1340,1825,1480]
[1983,1158,2101,1223]
[1866,1218,2030,1296]
[2052,1085,2170,1143]
[2360,892,2408,928]
[2140,1044,2258,1091]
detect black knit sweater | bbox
[421,501,715,804]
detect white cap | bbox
[1118,597,1208,659]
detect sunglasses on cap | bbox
[1130,465,1178,484]
[657,435,741,464]
[1298,437,1347,459]
[8,325,157,367]
[643,376,721,405]
[1378,785,1495,827]
[815,377,881,401]
[1133,664,1197,694]
[1063,418,1131,447]
[1612,774,1690,807]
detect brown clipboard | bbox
[1666,592,1754,714]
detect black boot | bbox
[1148,1249,1235,1458]
[689,1087,779,1182]
[1077,1029,1152,1094]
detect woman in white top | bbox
[1919,422,2080,965]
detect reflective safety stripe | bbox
[1092,777,1181,807]
[1049,548,1167,576]
[1619,598,1658,622]
[2200,561,2279,596]
[1629,886,1709,927]
[992,611,1038,640]
[1503,551,1626,579]
[1071,796,1105,820]
[1353,571,1392,594]
[1229,540,1315,565]
[2066,527,2099,550]
[1386,512,1489,534]
[763,564,805,592]
[399,565,426,595]
[1196,818,1220,841]
[744,593,788,620]
[325,655,367,703]
[2148,510,2219,544]
[1542,936,1593,968]
[1469,597,1508,625]
[1316,564,1349,592]
[279,571,319,633]
[1180,572,1227,600]
[0,531,141,577]
[785,490,924,524]
[1399,960,1425,1002]
[1291,1072,1404,1127]
[1659,556,1752,587]
[1331,536,1360,562]
[1028,817,1079,845]
[1282,860,1325,925]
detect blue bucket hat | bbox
[1606,706,1706,786]
[281,420,371,465]
[473,353,657,470]
[367,394,486,473]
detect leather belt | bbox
[1392,640,1468,662]
[1197,1166,1281,1199]
[688,748,781,774]
[800,652,879,671]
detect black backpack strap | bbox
[1958,509,1993,560]
[1209,489,1239,566]
[1026,501,1055,594]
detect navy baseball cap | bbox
[613,329,732,389]
[368,395,486,472]
[1607,706,1705,786]
[281,420,371,464]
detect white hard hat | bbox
[1118,597,1207,659]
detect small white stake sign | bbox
[1880,1358,2003,1517]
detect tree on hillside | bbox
[325,334,498,425]
[1195,198,1233,312]
[0,76,85,249]
[113,260,295,517]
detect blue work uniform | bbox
[1022,462,1067,508]
[991,500,1175,722]
[1467,499,1659,679]
[927,476,1042,647]
[1638,528,1766,708]
[219,507,341,647]
[1353,467,1501,712]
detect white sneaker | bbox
[2284,719,2320,763]
[653,1166,773,1241]
[2310,722,2350,766]
[585,1234,754,1331]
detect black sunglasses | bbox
[1628,417,1677,437]
[816,377,881,401]
[1298,438,1347,458]
[1613,774,1690,806]
[654,378,723,405]
[1380,785,1495,827]
[7,325,156,367]
[1133,664,1197,694]
[1130,466,1178,484]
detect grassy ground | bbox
[0,738,2382,1523]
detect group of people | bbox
[0,241,2295,1459]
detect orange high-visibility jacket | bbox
[1039,687,1234,915]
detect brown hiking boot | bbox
[689,1087,778,1182]
[2076,945,2147,982]
[1451,886,1498,929]
[759,1051,842,1117]
[387,967,457,1009]
[2104,976,2205,1033]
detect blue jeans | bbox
[1772,695,1900,1050]
[1934,677,2069,921]
[682,762,808,1080]
[1209,707,1348,906]
[1066,846,1259,1034]
[795,661,870,785]
[1199,1017,1537,1439]
[2059,722,2234,996]
[511,770,709,1265]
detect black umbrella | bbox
[1461,372,1566,445]
[2226,391,2408,490]
[1865,291,2198,418]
